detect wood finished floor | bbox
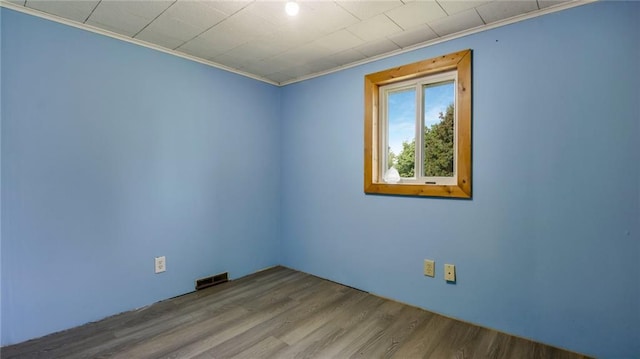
[2,266,590,359]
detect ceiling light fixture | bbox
[285,1,299,16]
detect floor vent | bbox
[195,272,229,291]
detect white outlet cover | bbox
[155,256,166,273]
[444,263,455,281]
[424,259,435,277]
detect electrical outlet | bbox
[155,256,166,273]
[424,259,435,277]
[444,263,455,282]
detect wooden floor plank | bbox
[230,336,289,359]
[315,300,407,358]
[390,311,456,358]
[347,305,433,358]
[1,266,592,359]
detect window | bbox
[364,49,472,198]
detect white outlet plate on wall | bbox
[155,256,166,273]
[444,263,455,282]
[424,259,435,277]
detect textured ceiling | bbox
[3,0,589,85]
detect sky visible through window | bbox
[388,82,454,156]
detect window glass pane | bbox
[423,81,455,177]
[387,88,416,178]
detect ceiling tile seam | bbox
[384,13,405,32]
[186,5,291,57]
[252,49,294,68]
[213,44,274,69]
[434,0,449,16]
[345,28,366,43]
[425,23,439,39]
[171,22,223,52]
[132,0,176,39]
[83,0,101,24]
[387,37,404,50]
[384,16,412,48]
[173,1,257,52]
[255,26,365,68]
[429,18,447,37]
[331,16,396,51]
[335,2,363,21]
[218,0,255,18]
[474,8,487,27]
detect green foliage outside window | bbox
[390,103,454,178]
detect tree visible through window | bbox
[387,81,455,180]
[424,98,455,178]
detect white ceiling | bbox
[4,0,591,85]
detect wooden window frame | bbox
[364,49,472,198]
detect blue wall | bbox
[280,2,639,358]
[2,2,639,358]
[1,9,281,345]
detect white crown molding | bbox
[1,0,597,87]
